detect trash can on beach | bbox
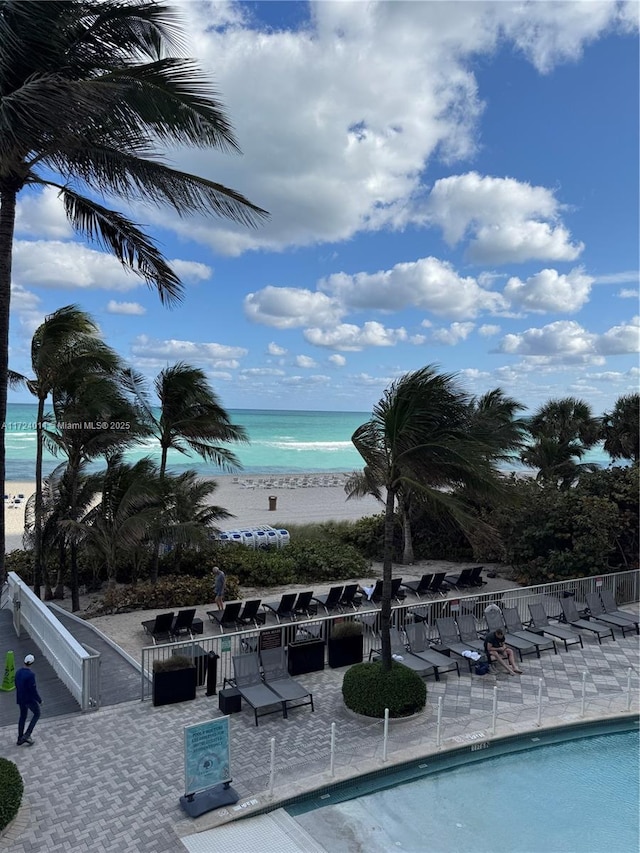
[268,495,277,511]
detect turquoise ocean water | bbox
[3,402,612,481]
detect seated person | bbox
[484,628,523,675]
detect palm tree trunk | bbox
[0,188,17,580]
[149,445,168,583]
[380,485,396,671]
[33,395,51,598]
[400,499,414,565]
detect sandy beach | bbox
[4,474,384,554]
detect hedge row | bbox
[0,758,23,831]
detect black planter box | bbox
[328,635,364,668]
[152,666,197,706]
[287,639,325,676]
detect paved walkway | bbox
[1,610,638,852]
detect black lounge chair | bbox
[370,578,405,604]
[171,608,196,639]
[428,572,450,596]
[434,617,484,670]
[527,602,583,651]
[585,593,637,637]
[313,585,344,614]
[262,592,297,623]
[443,567,475,590]
[260,647,314,718]
[293,591,317,618]
[207,601,242,632]
[468,566,486,586]
[600,590,640,627]
[483,607,537,660]
[401,573,434,599]
[405,622,460,680]
[369,628,435,678]
[502,606,558,655]
[142,611,175,644]
[560,597,615,644]
[231,654,285,726]
[340,584,362,610]
[236,599,266,628]
[455,614,494,659]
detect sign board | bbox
[595,577,603,588]
[221,637,231,653]
[184,717,231,796]
[450,599,460,612]
[259,627,283,651]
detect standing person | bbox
[213,566,226,611]
[16,654,42,746]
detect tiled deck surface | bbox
[1,617,638,852]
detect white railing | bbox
[140,568,639,700]
[7,572,100,711]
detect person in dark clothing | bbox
[16,654,42,746]
[484,629,523,675]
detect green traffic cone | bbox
[1,650,16,691]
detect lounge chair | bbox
[262,592,298,623]
[171,608,196,639]
[455,613,496,658]
[236,599,266,628]
[585,593,637,637]
[434,617,485,670]
[312,585,344,614]
[370,578,405,604]
[599,589,640,627]
[404,622,460,680]
[401,573,434,599]
[501,607,558,655]
[428,572,450,596]
[527,602,583,651]
[443,567,475,590]
[559,597,615,644]
[369,628,435,678]
[293,591,317,618]
[340,584,362,610]
[483,606,538,660]
[468,566,487,586]
[141,611,175,644]
[207,601,242,633]
[231,654,285,726]
[260,647,314,718]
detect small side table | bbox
[218,687,242,714]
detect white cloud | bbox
[497,317,640,362]
[10,284,43,338]
[267,342,287,356]
[618,288,639,299]
[593,270,640,285]
[12,240,139,292]
[294,355,318,369]
[240,367,285,377]
[503,267,593,313]
[131,334,247,369]
[426,173,583,265]
[431,322,475,345]
[479,324,501,337]
[328,354,347,368]
[319,257,505,319]
[106,300,146,316]
[14,187,72,240]
[304,321,407,351]
[244,287,343,328]
[281,374,331,387]
[598,316,640,355]
[170,259,212,283]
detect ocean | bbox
[2,402,613,482]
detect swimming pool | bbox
[290,725,639,853]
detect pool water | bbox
[292,729,639,853]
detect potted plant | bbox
[152,655,197,707]
[328,619,364,668]
[287,631,325,675]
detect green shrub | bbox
[342,661,426,718]
[331,620,363,639]
[153,655,194,673]
[87,573,241,615]
[0,757,23,831]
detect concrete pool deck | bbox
[1,615,639,852]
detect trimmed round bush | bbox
[342,661,426,718]
[0,757,24,831]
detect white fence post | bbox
[436,696,443,749]
[580,671,587,718]
[330,722,336,777]
[269,737,276,795]
[536,677,543,727]
[382,708,389,762]
[491,686,498,735]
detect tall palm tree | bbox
[0,0,267,570]
[12,305,119,598]
[123,362,247,580]
[521,397,600,488]
[601,393,639,464]
[352,366,505,669]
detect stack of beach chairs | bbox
[237,474,347,490]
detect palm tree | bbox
[352,366,505,669]
[0,0,267,570]
[521,397,600,488]
[12,305,120,598]
[601,393,639,464]
[123,362,247,580]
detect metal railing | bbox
[7,572,100,711]
[140,568,639,700]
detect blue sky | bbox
[9,0,639,414]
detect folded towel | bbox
[392,653,404,661]
[462,650,481,660]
